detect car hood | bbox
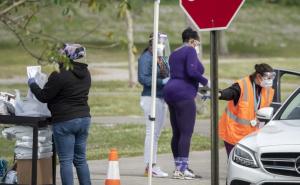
[239,120,300,150]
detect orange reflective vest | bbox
[218,76,274,145]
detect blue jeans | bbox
[53,117,91,185]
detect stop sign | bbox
[180,0,245,31]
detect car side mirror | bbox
[257,107,274,123]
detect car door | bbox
[271,69,300,113]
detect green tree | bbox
[118,0,137,87]
[0,0,140,87]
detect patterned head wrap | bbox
[60,43,86,61]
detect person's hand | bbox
[28,78,36,86]
[162,77,170,85]
[206,81,211,88]
[199,85,210,95]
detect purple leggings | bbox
[167,99,196,158]
[224,141,235,157]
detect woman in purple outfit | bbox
[163,28,208,180]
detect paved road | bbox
[56,149,228,185]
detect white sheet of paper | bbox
[27,66,41,78]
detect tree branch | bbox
[0,1,9,9]
[1,19,44,61]
[75,21,102,42]
[23,8,37,29]
[0,0,27,17]
[85,42,120,49]
[4,15,61,43]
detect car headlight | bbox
[232,144,259,168]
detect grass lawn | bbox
[0,124,211,164]
[88,124,211,160]
[203,58,300,81]
[0,72,298,118]
[0,134,15,164]
[89,94,142,116]
[1,1,300,58]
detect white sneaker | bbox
[172,170,184,179]
[186,168,202,178]
[183,169,196,179]
[172,169,196,180]
[144,165,168,178]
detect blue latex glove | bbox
[199,85,210,94]
[201,92,221,100]
[28,78,36,86]
[201,95,211,100]
[162,77,170,85]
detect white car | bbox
[227,87,300,185]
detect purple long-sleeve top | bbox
[163,45,208,103]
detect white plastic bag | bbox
[2,126,52,141]
[27,66,41,79]
[0,101,8,115]
[0,92,15,115]
[16,141,52,148]
[14,89,51,117]
[3,170,17,184]
[15,66,51,117]
[15,145,53,155]
[2,126,32,140]
[196,92,208,115]
[27,72,48,100]
[15,152,53,160]
[14,90,23,116]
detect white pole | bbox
[148,0,160,185]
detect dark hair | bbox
[255,63,273,75]
[142,33,154,53]
[251,63,273,79]
[182,27,199,43]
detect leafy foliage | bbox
[264,0,300,6]
[0,0,142,67]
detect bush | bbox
[264,0,300,6]
[142,0,300,6]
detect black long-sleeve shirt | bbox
[219,75,261,106]
[29,62,91,123]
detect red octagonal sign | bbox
[180,0,245,31]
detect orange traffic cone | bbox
[105,148,121,185]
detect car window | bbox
[280,93,300,120]
[279,74,300,102]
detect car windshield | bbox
[279,91,300,120]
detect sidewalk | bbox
[56,149,228,185]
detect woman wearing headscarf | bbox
[28,44,92,185]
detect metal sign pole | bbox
[148,0,160,185]
[210,30,219,185]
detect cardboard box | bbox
[17,158,52,185]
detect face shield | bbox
[260,71,276,88]
[157,33,171,58]
[262,72,276,80]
